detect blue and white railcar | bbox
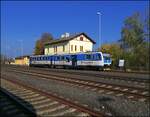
[29,52,112,70]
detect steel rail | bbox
[6,66,149,83]
[7,68,148,92]
[5,64,150,75]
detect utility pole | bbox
[97,11,102,50]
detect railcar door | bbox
[71,55,77,67]
[50,56,53,66]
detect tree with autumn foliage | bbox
[99,11,149,70]
[34,33,53,55]
[120,12,149,70]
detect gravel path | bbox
[1,70,149,117]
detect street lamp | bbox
[97,11,102,49]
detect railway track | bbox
[1,78,107,117]
[5,68,149,102]
[5,64,150,75]
[0,89,35,117]
[5,65,149,84]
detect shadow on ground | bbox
[97,96,121,116]
[0,88,37,117]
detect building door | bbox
[71,55,77,67]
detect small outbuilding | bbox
[15,55,30,66]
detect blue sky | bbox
[1,1,149,58]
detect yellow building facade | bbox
[15,56,30,66]
[44,33,95,55]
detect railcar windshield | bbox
[103,54,111,63]
[104,56,111,61]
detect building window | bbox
[80,46,83,51]
[54,46,55,52]
[80,37,83,41]
[54,46,57,53]
[63,45,65,52]
[71,45,73,51]
[75,45,77,51]
[56,46,57,52]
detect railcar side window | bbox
[92,55,95,60]
[61,56,64,60]
[97,54,101,60]
[57,56,60,60]
[86,54,91,60]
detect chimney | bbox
[65,33,70,37]
[61,34,65,38]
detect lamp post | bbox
[97,11,102,50]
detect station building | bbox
[44,32,96,55]
[15,55,30,66]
